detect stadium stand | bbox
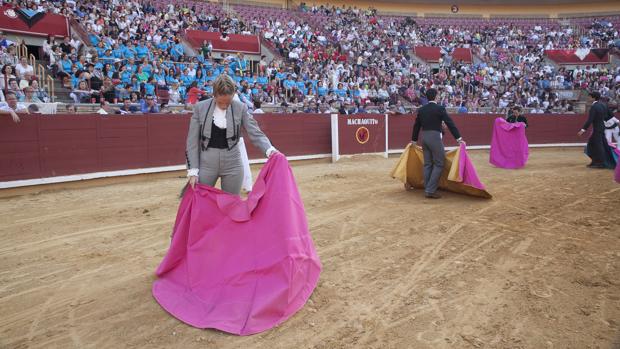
[0,0,618,115]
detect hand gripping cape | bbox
[152,153,322,335]
[391,143,492,199]
[489,117,529,169]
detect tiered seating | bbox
[2,0,618,115]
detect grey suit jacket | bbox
[186,98,272,170]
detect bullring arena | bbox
[1,0,620,348]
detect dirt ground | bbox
[1,147,619,349]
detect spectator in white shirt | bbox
[0,91,28,123]
[253,100,264,114]
[15,56,34,80]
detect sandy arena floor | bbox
[1,147,619,349]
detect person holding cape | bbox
[186,74,278,194]
[578,91,615,169]
[411,88,465,199]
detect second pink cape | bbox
[489,117,529,169]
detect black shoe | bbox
[586,163,606,169]
[425,192,441,199]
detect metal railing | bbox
[16,44,28,59]
[47,75,55,102]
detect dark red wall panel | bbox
[147,115,190,167]
[243,114,332,159]
[38,116,99,177]
[387,114,587,149]
[184,30,260,54]
[0,117,40,181]
[98,117,149,171]
[338,115,386,155]
[0,113,592,183]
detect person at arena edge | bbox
[578,91,612,168]
[506,105,528,128]
[0,91,28,123]
[186,74,278,194]
[602,99,619,144]
[411,88,464,199]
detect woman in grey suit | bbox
[186,74,278,194]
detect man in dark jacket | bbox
[506,105,528,128]
[578,91,615,168]
[412,88,465,198]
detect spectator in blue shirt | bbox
[257,72,268,85]
[144,77,156,96]
[112,43,124,60]
[237,53,248,74]
[135,40,149,59]
[334,83,347,98]
[119,66,132,84]
[157,37,170,52]
[141,95,160,113]
[457,102,468,113]
[124,43,136,60]
[118,97,140,114]
[295,77,305,91]
[284,76,296,90]
[171,40,184,60]
[317,81,328,96]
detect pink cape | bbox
[152,153,321,335]
[458,143,488,192]
[489,117,529,169]
[614,146,620,183]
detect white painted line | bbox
[384,114,389,159]
[0,154,334,189]
[0,165,186,189]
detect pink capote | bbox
[614,146,620,183]
[489,117,529,169]
[152,153,321,336]
[457,143,488,192]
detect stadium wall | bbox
[0,114,588,188]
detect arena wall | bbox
[0,113,589,188]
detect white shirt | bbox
[15,63,34,78]
[0,101,28,112]
[604,117,618,128]
[213,105,227,129]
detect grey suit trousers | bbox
[421,130,445,194]
[199,145,243,195]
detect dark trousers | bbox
[422,130,445,194]
[586,132,606,165]
[586,132,616,169]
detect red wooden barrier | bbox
[388,114,586,149]
[0,113,589,184]
[242,114,332,159]
[184,30,260,54]
[338,115,386,156]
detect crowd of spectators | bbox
[1,0,619,116]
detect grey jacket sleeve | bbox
[186,103,202,171]
[241,103,272,155]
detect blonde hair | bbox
[213,74,236,96]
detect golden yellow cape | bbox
[390,144,492,199]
